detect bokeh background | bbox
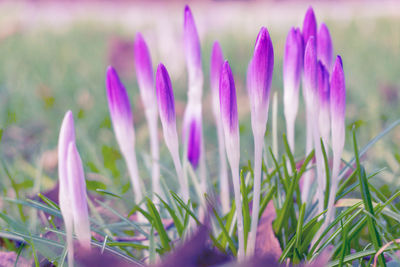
[0,0,399,199]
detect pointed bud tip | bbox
[156,63,175,124]
[303,6,317,45]
[219,60,238,134]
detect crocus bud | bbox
[317,61,331,146]
[220,60,239,153]
[134,32,161,199]
[247,26,274,138]
[106,66,135,153]
[156,63,177,141]
[134,32,156,113]
[219,60,244,259]
[58,111,75,256]
[184,5,203,86]
[283,27,303,151]
[304,36,318,108]
[210,41,230,213]
[317,23,333,72]
[324,56,346,227]
[210,41,224,120]
[106,66,143,204]
[58,110,75,215]
[156,63,189,201]
[330,56,346,157]
[302,6,317,46]
[246,27,275,256]
[58,111,90,266]
[67,140,90,249]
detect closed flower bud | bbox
[283,27,303,151]
[184,5,202,85]
[302,7,317,47]
[317,23,333,72]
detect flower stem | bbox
[247,134,263,256]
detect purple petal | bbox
[134,33,154,102]
[67,141,91,249]
[210,41,224,94]
[330,56,346,151]
[317,23,333,71]
[317,61,331,144]
[330,56,346,120]
[187,117,201,169]
[302,6,317,47]
[283,27,303,95]
[184,5,202,81]
[156,63,176,125]
[304,36,318,102]
[106,66,133,129]
[58,111,75,207]
[248,27,274,109]
[219,60,238,135]
[318,61,330,106]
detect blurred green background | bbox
[0,1,399,200]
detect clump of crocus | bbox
[134,33,161,199]
[317,23,333,72]
[283,27,303,152]
[156,63,189,202]
[219,60,244,260]
[210,41,230,214]
[58,111,90,266]
[182,5,207,199]
[246,26,274,256]
[324,56,346,226]
[106,66,143,205]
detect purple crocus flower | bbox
[184,5,203,85]
[303,37,326,212]
[156,64,176,129]
[210,41,230,214]
[317,23,333,72]
[58,110,76,265]
[58,111,90,266]
[246,26,274,256]
[302,6,317,47]
[324,55,346,226]
[134,32,161,199]
[183,6,206,198]
[106,66,143,204]
[220,61,239,139]
[301,7,317,203]
[283,27,303,152]
[67,140,91,249]
[156,63,189,201]
[303,36,318,107]
[317,61,331,146]
[134,32,154,104]
[106,66,135,149]
[247,27,274,138]
[219,60,244,260]
[330,56,346,151]
[211,41,224,119]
